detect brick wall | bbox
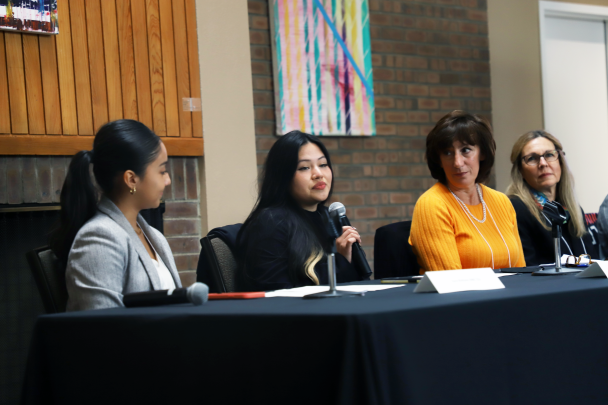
[162,158,201,286]
[249,0,492,272]
[0,156,201,285]
[0,157,71,204]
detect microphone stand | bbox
[532,222,579,276]
[304,211,365,299]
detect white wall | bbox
[487,0,545,193]
[488,0,608,195]
[541,13,608,212]
[195,0,259,233]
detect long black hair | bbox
[50,119,162,262]
[238,130,334,286]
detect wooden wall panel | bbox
[101,0,124,122]
[23,35,46,135]
[55,0,78,135]
[146,0,167,136]
[39,36,63,135]
[159,0,179,137]
[116,0,138,121]
[0,32,11,134]
[186,0,202,138]
[172,0,192,138]
[70,0,94,135]
[0,135,203,156]
[131,0,153,129]
[0,0,204,155]
[5,33,28,134]
[85,0,109,132]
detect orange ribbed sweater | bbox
[409,183,526,273]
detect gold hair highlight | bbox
[303,249,323,285]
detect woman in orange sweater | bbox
[410,111,525,272]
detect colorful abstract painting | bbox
[270,0,375,136]
[0,0,58,35]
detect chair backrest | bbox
[200,235,239,293]
[374,221,420,279]
[585,212,598,226]
[26,246,68,314]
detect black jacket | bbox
[510,196,599,265]
[236,205,359,292]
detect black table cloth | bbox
[21,274,608,405]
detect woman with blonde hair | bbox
[507,130,598,265]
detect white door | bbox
[542,15,608,213]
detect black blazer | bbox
[510,196,599,266]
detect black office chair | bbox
[374,221,420,279]
[26,246,68,314]
[199,235,239,293]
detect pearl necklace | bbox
[448,184,512,269]
[448,184,486,223]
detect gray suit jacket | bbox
[65,197,182,311]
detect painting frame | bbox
[269,0,376,136]
[0,0,58,35]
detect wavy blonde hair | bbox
[304,249,323,285]
[506,130,586,238]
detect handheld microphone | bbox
[123,282,209,308]
[328,202,373,280]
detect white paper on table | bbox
[265,284,403,298]
[496,273,517,277]
[414,268,505,294]
[576,261,608,278]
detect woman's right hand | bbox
[335,226,361,263]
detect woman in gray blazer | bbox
[51,120,182,311]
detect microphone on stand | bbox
[123,282,209,307]
[533,201,577,276]
[328,202,373,280]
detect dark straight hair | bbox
[50,119,162,263]
[238,130,334,286]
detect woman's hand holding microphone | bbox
[336,226,361,263]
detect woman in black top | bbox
[237,131,362,291]
[507,130,598,265]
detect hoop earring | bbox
[130,187,136,195]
